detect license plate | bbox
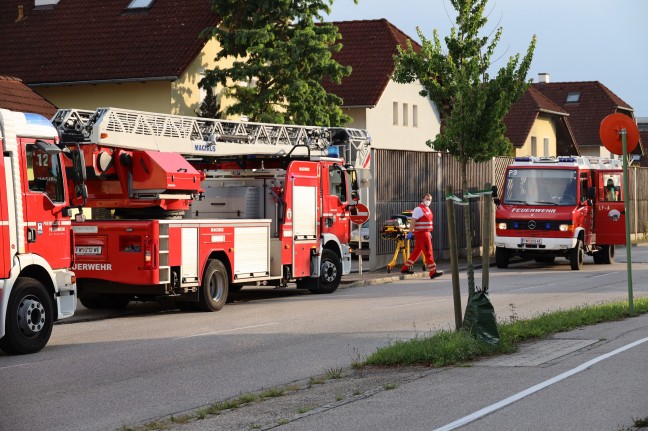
[521,238,542,245]
[75,246,102,256]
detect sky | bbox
[326,0,648,118]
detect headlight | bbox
[498,222,507,230]
[559,224,569,232]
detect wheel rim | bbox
[321,259,337,283]
[17,295,46,337]
[209,272,224,302]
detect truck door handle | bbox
[27,228,36,243]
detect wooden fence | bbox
[364,150,648,270]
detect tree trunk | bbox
[462,162,475,294]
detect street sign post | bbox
[600,113,640,315]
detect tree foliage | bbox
[393,0,536,294]
[201,0,354,126]
[394,0,536,164]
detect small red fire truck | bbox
[0,109,85,354]
[53,108,370,310]
[494,156,626,270]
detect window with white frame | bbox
[393,102,398,125]
[531,136,537,155]
[543,138,549,156]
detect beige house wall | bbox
[515,115,557,157]
[364,80,440,151]
[37,81,173,112]
[35,38,232,117]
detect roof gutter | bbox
[29,76,180,87]
[342,105,376,109]
[538,108,569,117]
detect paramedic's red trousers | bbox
[402,231,437,275]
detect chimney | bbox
[538,73,550,84]
[15,5,24,22]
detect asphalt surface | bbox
[118,253,647,431]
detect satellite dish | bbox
[599,113,639,155]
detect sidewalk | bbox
[158,304,648,431]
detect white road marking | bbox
[176,322,279,339]
[433,335,648,431]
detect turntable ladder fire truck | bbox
[0,109,85,355]
[53,107,371,311]
[494,155,626,270]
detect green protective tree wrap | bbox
[462,287,500,345]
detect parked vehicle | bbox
[350,222,370,248]
[0,109,85,354]
[494,156,625,270]
[53,108,371,310]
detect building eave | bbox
[29,76,180,87]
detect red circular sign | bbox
[350,203,370,225]
[599,113,639,155]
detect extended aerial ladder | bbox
[52,107,371,167]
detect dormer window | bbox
[566,92,581,103]
[127,0,155,9]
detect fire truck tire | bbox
[311,249,342,294]
[602,245,615,264]
[495,247,509,268]
[0,277,54,355]
[570,239,584,270]
[198,259,228,311]
[593,251,604,264]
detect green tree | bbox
[195,86,222,119]
[393,0,536,293]
[201,0,355,126]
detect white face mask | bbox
[423,200,431,207]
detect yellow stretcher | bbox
[381,217,426,273]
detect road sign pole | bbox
[622,129,634,315]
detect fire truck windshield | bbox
[503,168,578,206]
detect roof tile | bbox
[0,76,57,117]
[0,0,217,84]
[323,19,421,107]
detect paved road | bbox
[0,246,646,431]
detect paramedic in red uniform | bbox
[401,193,443,279]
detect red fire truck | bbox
[52,108,370,310]
[0,109,85,354]
[494,156,626,270]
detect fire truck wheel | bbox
[602,245,615,264]
[198,259,228,312]
[312,249,342,294]
[0,277,54,355]
[495,247,509,269]
[570,239,584,270]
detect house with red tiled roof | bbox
[504,85,578,157]
[531,76,644,159]
[323,19,441,151]
[0,76,57,117]
[0,0,220,116]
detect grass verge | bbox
[364,298,648,367]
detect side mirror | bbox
[491,185,500,205]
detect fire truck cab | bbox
[0,109,84,354]
[494,156,626,270]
